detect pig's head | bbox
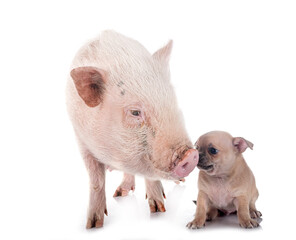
[70,32,198,180]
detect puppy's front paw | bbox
[186,219,205,229]
[239,218,259,228]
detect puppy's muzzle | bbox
[197,153,214,171]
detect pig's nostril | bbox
[181,162,189,170]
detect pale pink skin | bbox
[66,31,198,228]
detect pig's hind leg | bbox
[81,149,107,229]
[113,173,135,197]
[145,179,166,212]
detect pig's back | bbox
[71,30,152,72]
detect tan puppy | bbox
[187,131,262,229]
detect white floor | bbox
[1,165,269,240]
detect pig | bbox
[66,30,199,228]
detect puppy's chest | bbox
[207,180,235,211]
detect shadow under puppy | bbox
[187,131,262,229]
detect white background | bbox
[0,0,295,239]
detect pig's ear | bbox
[70,66,106,107]
[152,40,173,65]
[233,137,254,153]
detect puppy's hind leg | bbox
[249,191,262,219]
[206,207,218,222]
[249,201,262,219]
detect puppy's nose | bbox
[198,154,206,165]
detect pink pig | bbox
[66,30,199,228]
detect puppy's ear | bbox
[233,137,254,153]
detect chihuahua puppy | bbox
[187,131,262,229]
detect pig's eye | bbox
[208,147,219,155]
[131,110,141,117]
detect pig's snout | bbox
[173,149,199,178]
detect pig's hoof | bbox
[86,218,103,229]
[86,209,107,229]
[145,180,166,213]
[147,198,166,213]
[113,186,135,197]
[113,174,135,197]
[174,178,185,184]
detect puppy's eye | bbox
[208,147,219,155]
[131,110,141,117]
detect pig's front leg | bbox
[145,179,166,212]
[82,151,107,229]
[113,173,135,197]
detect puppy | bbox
[187,131,262,229]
